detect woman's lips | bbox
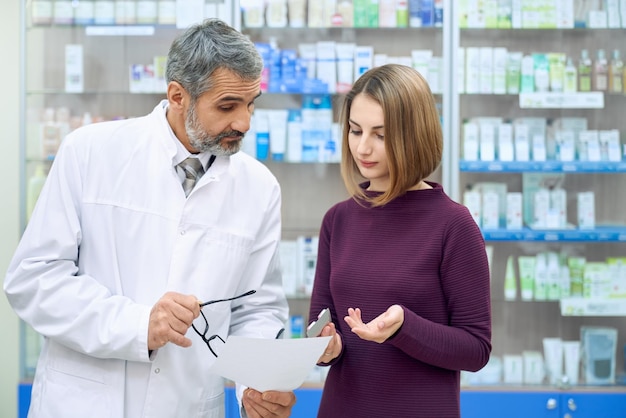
[359,160,377,168]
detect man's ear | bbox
[167,81,186,110]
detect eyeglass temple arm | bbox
[199,289,256,307]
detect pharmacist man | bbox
[4,19,298,418]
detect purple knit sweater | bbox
[309,182,492,418]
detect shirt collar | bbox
[158,100,212,170]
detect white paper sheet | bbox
[209,335,332,392]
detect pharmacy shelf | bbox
[460,160,626,173]
[481,226,626,242]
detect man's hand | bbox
[242,388,296,418]
[344,305,404,343]
[147,292,201,350]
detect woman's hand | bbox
[316,322,342,364]
[344,305,404,343]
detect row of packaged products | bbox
[461,47,625,95]
[463,117,622,163]
[466,328,620,386]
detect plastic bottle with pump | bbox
[563,57,577,93]
[609,49,623,94]
[592,49,608,92]
[578,49,592,92]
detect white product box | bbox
[556,130,576,161]
[467,0,486,27]
[498,123,514,161]
[532,134,547,161]
[279,240,299,296]
[297,235,319,295]
[605,0,622,27]
[511,0,522,28]
[506,192,523,229]
[316,41,337,94]
[533,187,550,229]
[464,189,482,227]
[479,47,494,94]
[523,351,545,384]
[354,45,374,81]
[458,48,466,94]
[65,44,84,93]
[556,0,574,28]
[74,0,95,24]
[581,130,601,161]
[503,355,524,384]
[480,122,496,161]
[411,49,434,81]
[493,47,508,94]
[465,47,481,94]
[588,10,608,28]
[374,53,388,68]
[463,122,480,161]
[482,190,500,229]
[577,191,596,229]
[514,123,530,161]
[549,187,567,229]
[599,130,622,162]
[428,56,443,94]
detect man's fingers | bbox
[169,332,193,348]
[148,292,202,350]
[262,390,295,407]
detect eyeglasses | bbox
[192,289,256,357]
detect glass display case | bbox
[452,0,626,396]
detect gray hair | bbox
[165,18,263,101]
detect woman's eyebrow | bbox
[349,119,384,130]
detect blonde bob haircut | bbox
[340,64,443,207]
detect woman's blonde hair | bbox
[339,64,443,207]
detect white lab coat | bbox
[4,102,289,418]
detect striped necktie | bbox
[178,157,205,197]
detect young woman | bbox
[310,64,492,418]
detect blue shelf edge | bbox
[481,226,626,242]
[460,160,626,173]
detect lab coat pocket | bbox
[41,344,114,417]
[201,229,254,289]
[169,226,254,295]
[194,391,225,418]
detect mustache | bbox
[216,130,245,141]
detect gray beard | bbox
[185,107,243,156]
